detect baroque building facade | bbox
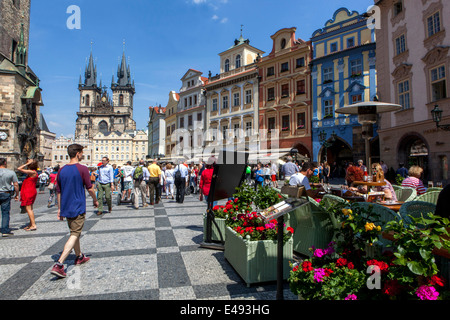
[310,7,377,165]
[375,0,450,184]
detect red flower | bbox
[383,279,403,296]
[213,205,220,211]
[347,262,354,270]
[336,258,348,267]
[278,194,282,198]
[302,261,314,272]
[287,227,294,234]
[429,275,446,287]
[256,226,265,232]
[366,259,389,273]
[324,268,334,277]
[226,204,233,210]
[234,198,239,203]
[293,265,299,272]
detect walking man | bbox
[132,160,150,209]
[51,144,98,278]
[174,160,189,203]
[97,157,114,215]
[0,158,19,237]
[147,159,161,205]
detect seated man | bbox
[289,162,323,198]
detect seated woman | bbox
[401,165,427,195]
[372,163,398,202]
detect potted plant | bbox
[225,211,294,286]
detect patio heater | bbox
[335,101,402,169]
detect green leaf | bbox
[419,248,431,260]
[407,261,425,276]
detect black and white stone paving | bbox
[0,192,297,300]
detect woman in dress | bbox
[199,157,217,206]
[18,159,39,231]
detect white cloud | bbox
[220,17,228,23]
[192,0,207,4]
[212,14,219,20]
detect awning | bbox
[21,86,44,106]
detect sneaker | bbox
[2,232,13,237]
[74,254,90,266]
[51,263,66,278]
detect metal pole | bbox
[276,215,284,300]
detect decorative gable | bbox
[345,81,366,93]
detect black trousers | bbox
[176,182,185,203]
[148,177,159,203]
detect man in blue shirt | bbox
[174,160,189,203]
[51,144,98,279]
[97,157,114,215]
[281,156,299,180]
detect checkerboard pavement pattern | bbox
[0,193,297,300]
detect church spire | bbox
[83,43,98,87]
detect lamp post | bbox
[318,130,337,162]
[431,104,450,131]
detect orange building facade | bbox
[258,28,313,159]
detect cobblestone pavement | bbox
[0,191,298,300]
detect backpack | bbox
[174,165,183,184]
[133,166,144,182]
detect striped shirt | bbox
[401,177,427,195]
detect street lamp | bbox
[290,148,298,163]
[431,104,450,131]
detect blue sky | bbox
[28,0,374,137]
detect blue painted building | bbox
[310,8,377,166]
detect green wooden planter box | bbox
[203,216,226,242]
[224,226,293,287]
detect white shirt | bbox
[122,165,134,182]
[288,172,311,191]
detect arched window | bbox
[119,94,124,106]
[236,55,241,68]
[85,94,90,106]
[98,121,108,133]
[225,59,230,72]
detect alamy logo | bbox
[366,265,381,290]
[67,5,81,30]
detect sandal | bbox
[24,226,37,231]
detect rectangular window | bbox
[171,124,175,133]
[427,11,441,37]
[245,90,252,104]
[194,95,197,105]
[222,125,228,140]
[323,67,334,82]
[398,80,411,110]
[296,57,305,68]
[347,37,355,48]
[324,100,334,117]
[330,42,338,53]
[234,123,240,138]
[167,126,171,136]
[197,112,202,122]
[281,115,290,131]
[212,98,218,111]
[184,98,188,108]
[180,117,184,128]
[267,66,275,77]
[267,87,275,101]
[222,96,229,109]
[297,112,306,130]
[350,59,363,76]
[233,92,240,106]
[431,65,447,101]
[268,117,276,132]
[351,94,363,104]
[296,80,305,94]
[188,115,193,126]
[395,34,406,56]
[189,96,192,106]
[246,121,252,135]
[281,62,289,73]
[281,84,289,98]
[394,1,403,16]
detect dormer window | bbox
[225,59,230,72]
[236,55,241,68]
[281,38,286,49]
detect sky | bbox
[28,0,375,138]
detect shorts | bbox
[271,175,277,182]
[67,213,86,237]
[124,181,133,190]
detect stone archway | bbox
[397,133,430,181]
